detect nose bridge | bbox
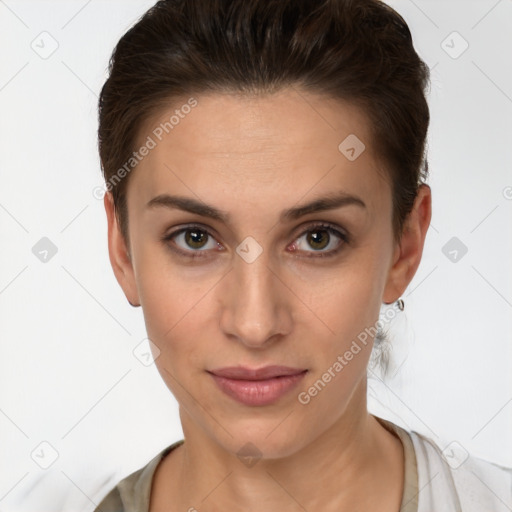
[220,249,289,347]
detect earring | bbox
[396,298,405,311]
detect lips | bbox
[208,365,307,380]
[207,365,308,406]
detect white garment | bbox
[89,420,511,512]
[407,429,512,511]
[9,419,512,511]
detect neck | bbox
[154,378,404,512]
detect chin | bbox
[213,418,311,462]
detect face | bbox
[105,88,429,459]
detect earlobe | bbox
[382,184,432,304]
[103,192,140,307]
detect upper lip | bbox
[208,365,308,380]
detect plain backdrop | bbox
[1,0,511,510]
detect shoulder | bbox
[92,440,184,512]
[409,429,512,511]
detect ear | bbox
[382,184,432,304]
[104,191,140,306]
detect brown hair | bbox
[98,0,430,248]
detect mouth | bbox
[207,365,308,406]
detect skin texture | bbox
[104,88,431,511]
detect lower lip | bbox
[209,371,307,406]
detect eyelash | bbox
[161,222,350,260]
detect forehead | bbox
[128,89,390,215]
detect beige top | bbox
[94,415,419,512]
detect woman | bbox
[94,0,511,510]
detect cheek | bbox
[138,276,209,362]
[134,240,220,335]
[140,280,209,408]
[134,250,223,389]
[293,283,377,418]
[289,254,385,346]
[289,252,385,393]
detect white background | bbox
[0,0,511,510]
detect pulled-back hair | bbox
[98,0,430,249]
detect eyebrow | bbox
[146,191,366,223]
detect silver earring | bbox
[396,298,404,311]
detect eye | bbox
[162,225,223,258]
[288,223,348,258]
[162,222,349,260]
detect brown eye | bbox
[184,228,209,249]
[162,225,222,258]
[306,229,330,250]
[290,223,348,258]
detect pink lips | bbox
[208,365,308,406]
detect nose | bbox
[218,251,292,349]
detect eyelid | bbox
[290,221,349,258]
[293,221,349,241]
[161,224,223,259]
[162,221,349,259]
